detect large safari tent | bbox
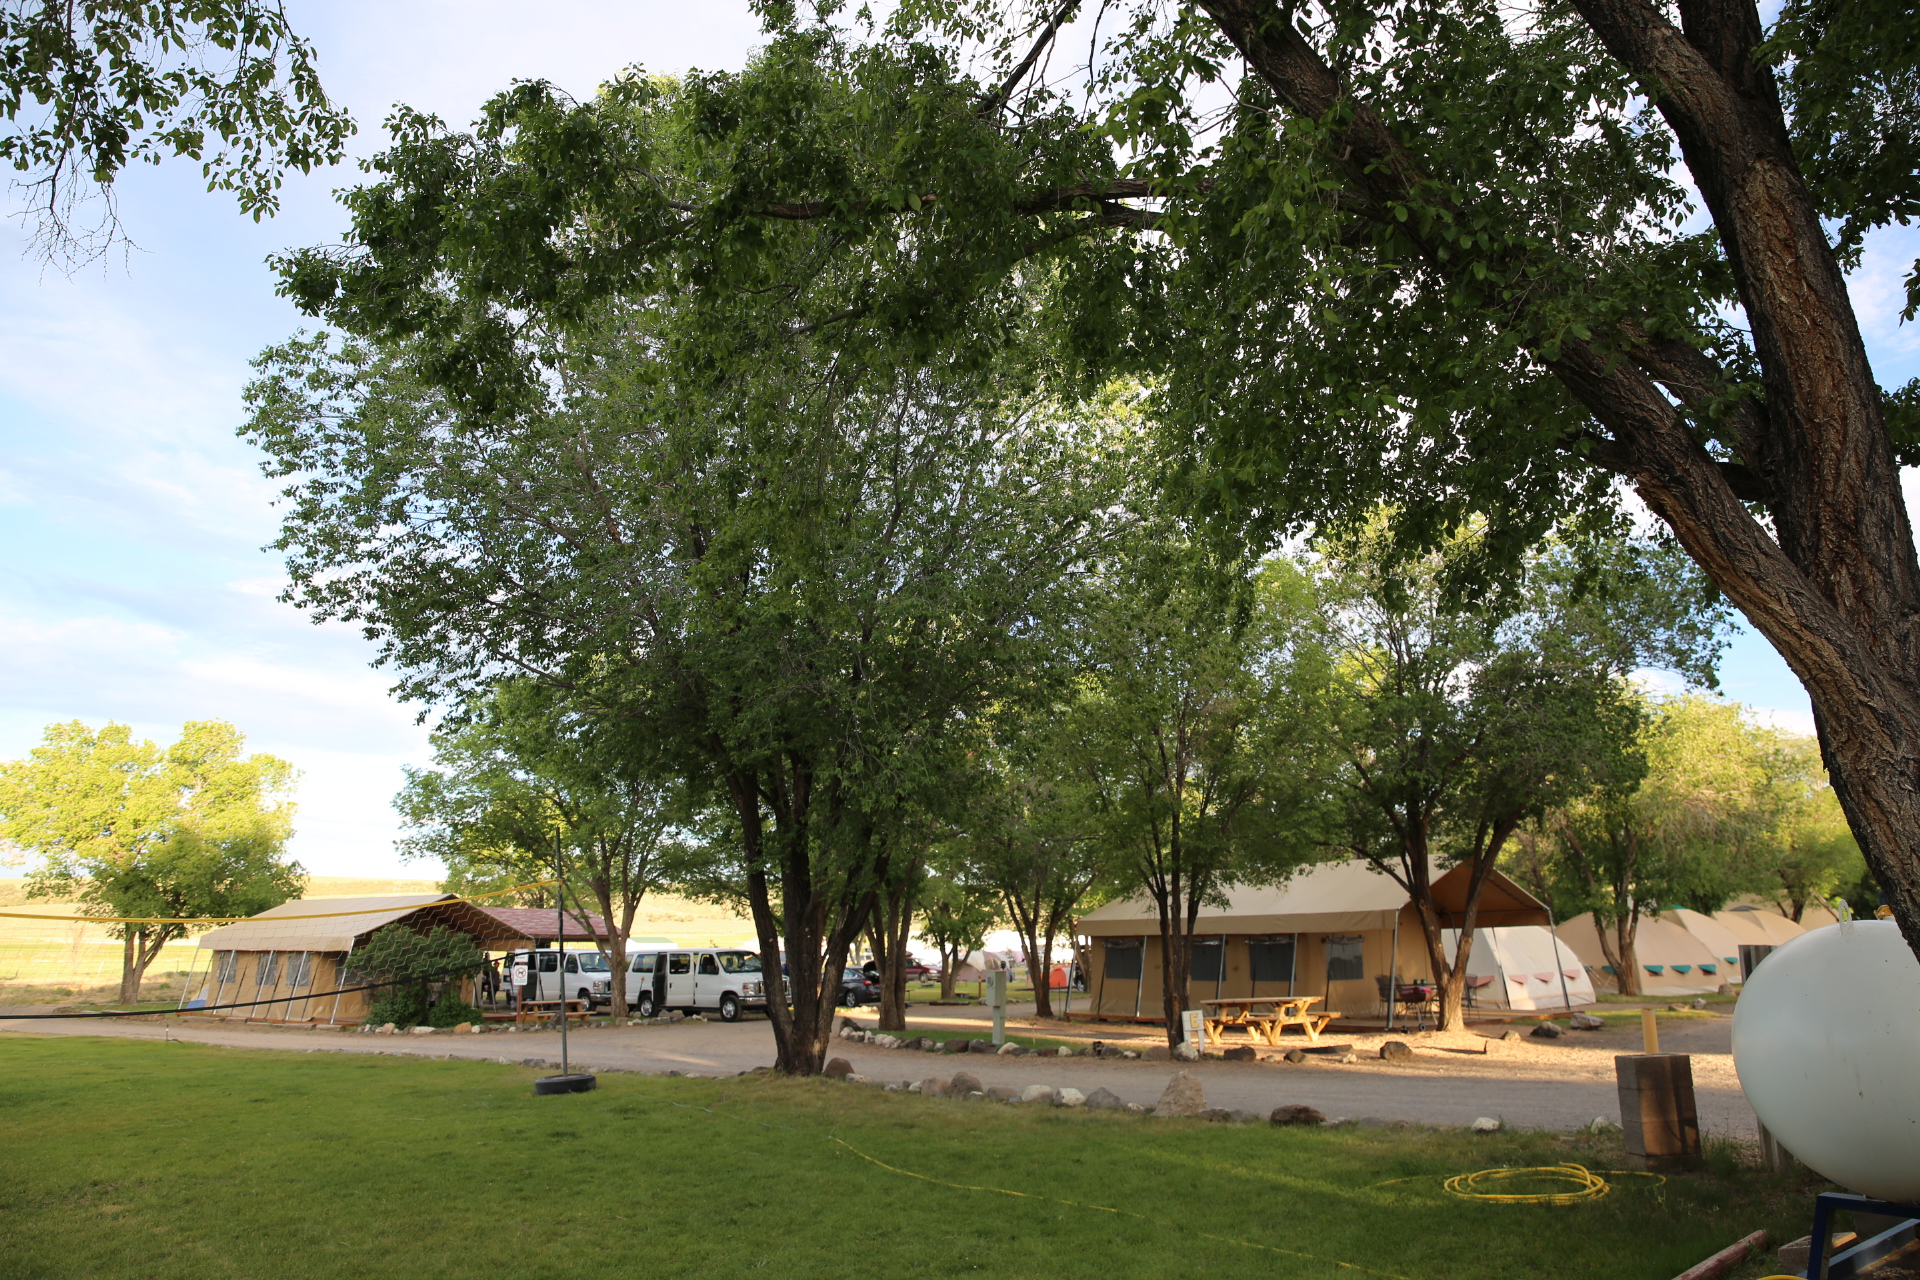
[180,893,537,1024]
[1556,902,1814,995]
[1075,861,1589,1024]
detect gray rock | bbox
[986,1085,1020,1102]
[521,1057,549,1068]
[1083,1087,1126,1111]
[968,1039,996,1054]
[949,1070,983,1096]
[1120,1050,1140,1059]
[1691,997,1707,1009]
[1270,1104,1325,1126]
[1055,1088,1086,1108]
[1284,1049,1307,1064]
[1172,1043,1201,1062]
[1055,1046,1075,1057]
[873,1034,900,1049]
[1141,1045,1171,1062]
[1124,1102,1148,1114]
[1529,1022,1563,1039]
[1223,1046,1258,1062]
[840,1016,863,1033]
[824,1057,854,1078]
[918,1077,946,1097]
[942,1037,970,1054]
[1470,1116,1501,1132]
[1020,1084,1057,1105]
[997,1041,1026,1056]
[962,1090,987,1102]
[1569,1012,1605,1030]
[1153,1070,1206,1118]
[1378,1040,1414,1062]
[1199,1107,1234,1122]
[1501,1029,1525,1042]
[884,1082,901,1092]
[1717,983,1735,996]
[847,1074,873,1085]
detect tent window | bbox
[1104,942,1142,981]
[287,953,314,989]
[215,951,238,983]
[255,953,280,988]
[1249,939,1296,984]
[1190,941,1224,983]
[1325,938,1365,983]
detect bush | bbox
[365,988,429,1029]
[426,996,486,1028]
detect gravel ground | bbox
[0,1005,1756,1136]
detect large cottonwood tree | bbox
[274,0,1920,965]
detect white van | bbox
[505,948,613,1006]
[625,947,768,1022]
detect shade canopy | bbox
[1078,861,1549,937]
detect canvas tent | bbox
[182,893,517,1024]
[1442,926,1595,1011]
[1075,860,1556,1023]
[1557,911,1736,995]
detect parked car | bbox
[904,961,934,979]
[624,947,768,1022]
[503,948,613,1006]
[838,970,882,1007]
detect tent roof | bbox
[194,893,523,953]
[1078,861,1549,937]
[1719,905,1808,945]
[1669,908,1746,968]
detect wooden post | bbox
[1616,1053,1702,1171]
[1641,1007,1659,1053]
[1756,1120,1803,1176]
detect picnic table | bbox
[513,998,592,1027]
[1198,996,1342,1046]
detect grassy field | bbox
[0,1034,1816,1280]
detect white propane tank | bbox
[1732,919,1920,1202]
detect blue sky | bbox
[1,4,1916,877]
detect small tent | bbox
[1443,926,1595,1011]
[1714,904,1809,980]
[1556,912,1726,994]
[1667,908,1748,984]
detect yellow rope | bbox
[0,879,560,925]
[1442,1163,1612,1205]
[831,1134,1415,1279]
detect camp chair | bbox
[1375,975,1439,1030]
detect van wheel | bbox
[577,988,591,1005]
[635,993,656,1018]
[718,994,741,1023]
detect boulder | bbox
[962,1091,987,1102]
[1055,1088,1086,1108]
[1529,1022,1563,1039]
[840,1016,863,1033]
[968,1039,996,1054]
[949,1070,984,1096]
[998,1041,1026,1056]
[1124,1102,1149,1114]
[1270,1104,1326,1126]
[452,1023,472,1034]
[884,1082,902,1092]
[1141,1045,1172,1062]
[1055,1046,1075,1057]
[1120,1050,1140,1059]
[1470,1116,1501,1132]
[942,1037,970,1054]
[873,1034,900,1050]
[1584,1116,1620,1134]
[1717,983,1735,996]
[1378,1040,1414,1062]
[1569,1011,1605,1030]
[1083,1087,1126,1110]
[824,1057,854,1079]
[918,1077,947,1097]
[1691,997,1707,1010]
[1172,1043,1201,1062]
[1020,1084,1057,1105]
[1200,1107,1234,1122]
[847,1074,873,1085]
[986,1085,1020,1102]
[1153,1070,1206,1118]
[410,1026,436,1036]
[1283,1049,1307,1064]
[1223,1046,1258,1062]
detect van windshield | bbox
[717,951,762,974]
[574,953,609,972]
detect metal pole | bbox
[556,834,569,1077]
[1133,936,1146,1019]
[1214,934,1226,1002]
[328,943,354,1025]
[1387,913,1400,1031]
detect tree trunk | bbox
[938,945,960,1000]
[1199,0,1920,969]
[1615,912,1643,997]
[119,930,139,1004]
[866,868,918,1032]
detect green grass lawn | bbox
[0,1034,1815,1280]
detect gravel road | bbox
[1,1008,1757,1136]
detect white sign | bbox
[1181,1009,1207,1048]
[512,963,528,988]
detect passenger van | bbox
[625,947,768,1022]
[504,948,613,1006]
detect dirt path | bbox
[0,1008,1756,1136]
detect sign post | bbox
[1181,1008,1207,1053]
